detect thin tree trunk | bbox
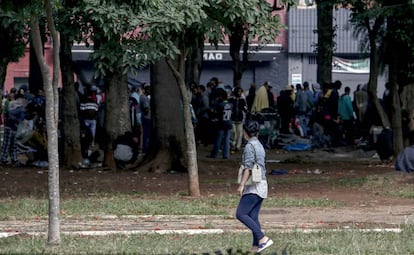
[166,36,200,196]
[316,0,333,85]
[167,56,200,197]
[30,0,61,245]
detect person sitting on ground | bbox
[16,101,48,167]
[1,91,28,166]
[113,131,140,170]
[396,131,414,172]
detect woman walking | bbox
[236,120,273,253]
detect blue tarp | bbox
[282,143,311,151]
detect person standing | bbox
[353,84,369,140]
[129,86,141,138]
[338,86,354,145]
[79,88,99,148]
[251,82,270,114]
[208,89,233,159]
[294,83,310,137]
[277,85,295,134]
[236,120,273,253]
[140,84,152,155]
[229,87,247,152]
[246,83,256,113]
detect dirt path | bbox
[2,204,414,237]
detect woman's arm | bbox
[237,168,251,196]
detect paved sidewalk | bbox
[2,205,414,238]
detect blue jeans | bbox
[84,119,97,141]
[211,128,231,158]
[141,118,151,154]
[236,193,264,246]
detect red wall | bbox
[4,43,56,94]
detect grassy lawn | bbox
[2,228,414,254]
[0,194,342,220]
[2,170,413,254]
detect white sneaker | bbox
[257,238,273,253]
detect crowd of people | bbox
[0,76,397,168]
[0,80,152,170]
[188,77,396,160]
[0,85,47,167]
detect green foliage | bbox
[64,0,209,76]
[55,0,289,78]
[205,0,285,45]
[340,0,414,81]
[0,5,28,62]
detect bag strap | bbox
[249,142,263,180]
[249,143,257,163]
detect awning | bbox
[71,43,282,63]
[203,44,282,61]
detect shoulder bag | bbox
[237,144,262,185]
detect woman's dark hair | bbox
[243,120,260,137]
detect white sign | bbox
[332,57,369,74]
[203,53,223,61]
[292,74,302,85]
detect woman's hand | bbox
[237,184,244,196]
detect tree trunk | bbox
[185,34,203,86]
[229,23,245,87]
[103,71,130,169]
[166,55,200,197]
[386,16,404,155]
[139,59,187,174]
[366,18,390,129]
[30,0,61,244]
[400,83,414,141]
[0,57,9,93]
[59,32,83,168]
[391,82,403,153]
[29,39,44,94]
[316,0,333,85]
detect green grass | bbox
[362,174,414,199]
[1,172,412,254]
[2,227,414,254]
[388,187,414,199]
[0,194,341,220]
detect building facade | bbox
[288,6,387,97]
[5,4,387,98]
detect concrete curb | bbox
[0,227,403,239]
